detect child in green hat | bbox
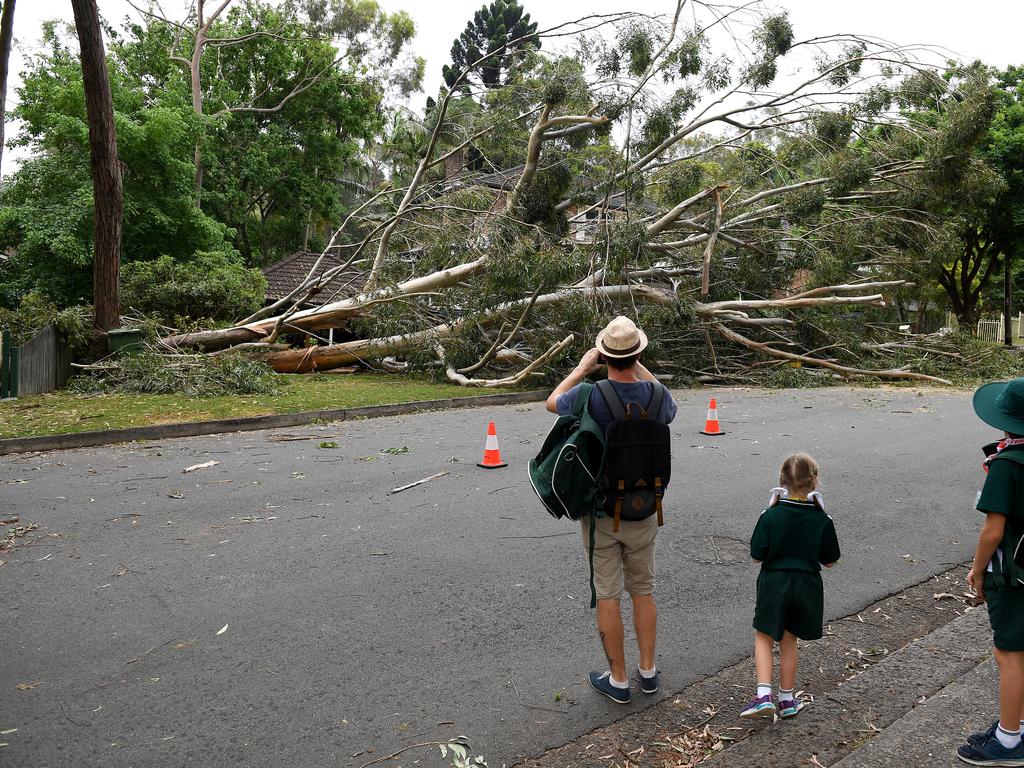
[958,378,1024,765]
[741,453,840,720]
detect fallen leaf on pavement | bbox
[15,682,42,690]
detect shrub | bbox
[121,251,266,325]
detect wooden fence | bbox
[0,324,72,398]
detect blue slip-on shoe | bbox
[969,722,1002,748]
[956,733,1024,766]
[739,694,776,719]
[778,697,804,719]
[589,671,631,704]
[637,667,660,694]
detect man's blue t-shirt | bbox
[556,380,677,434]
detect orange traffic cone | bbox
[477,421,508,468]
[700,398,725,436]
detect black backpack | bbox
[596,380,672,532]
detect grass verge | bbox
[0,374,497,439]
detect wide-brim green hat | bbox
[973,378,1024,435]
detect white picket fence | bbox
[974,313,1023,343]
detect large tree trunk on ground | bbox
[72,0,123,345]
[160,257,490,351]
[0,0,16,178]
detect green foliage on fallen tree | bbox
[70,351,279,397]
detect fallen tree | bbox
[156,2,985,386]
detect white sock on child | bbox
[996,725,1021,750]
[779,687,795,701]
[638,666,657,679]
[756,683,772,699]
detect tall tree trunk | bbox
[71,0,122,345]
[0,0,16,179]
[191,0,207,205]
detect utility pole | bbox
[1005,255,1014,347]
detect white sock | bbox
[756,683,772,699]
[638,666,657,679]
[997,725,1021,750]
[608,674,629,689]
[779,688,795,701]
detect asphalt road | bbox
[0,387,989,767]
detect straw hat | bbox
[974,378,1024,436]
[595,316,649,359]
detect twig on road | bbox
[61,700,87,727]
[126,618,205,665]
[510,677,569,715]
[388,471,449,495]
[498,532,576,540]
[358,740,446,768]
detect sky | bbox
[5,0,1024,173]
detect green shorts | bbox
[752,568,824,642]
[985,584,1024,652]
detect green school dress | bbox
[750,497,841,641]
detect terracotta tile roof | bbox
[262,251,367,304]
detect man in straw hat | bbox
[958,378,1024,765]
[546,315,677,704]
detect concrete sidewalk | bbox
[705,606,995,767]
[832,614,1000,768]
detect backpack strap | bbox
[613,479,624,532]
[596,380,628,422]
[570,381,595,419]
[646,382,665,421]
[654,476,664,526]
[588,514,597,608]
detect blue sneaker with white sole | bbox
[637,667,660,694]
[956,732,1024,766]
[588,671,631,704]
[968,722,1000,748]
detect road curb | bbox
[0,389,548,456]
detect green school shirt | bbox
[750,499,841,572]
[977,447,1024,584]
[978,447,1024,522]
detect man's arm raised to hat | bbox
[545,348,603,413]
[634,361,657,382]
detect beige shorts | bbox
[580,514,658,600]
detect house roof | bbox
[262,251,367,304]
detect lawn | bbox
[0,374,501,439]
